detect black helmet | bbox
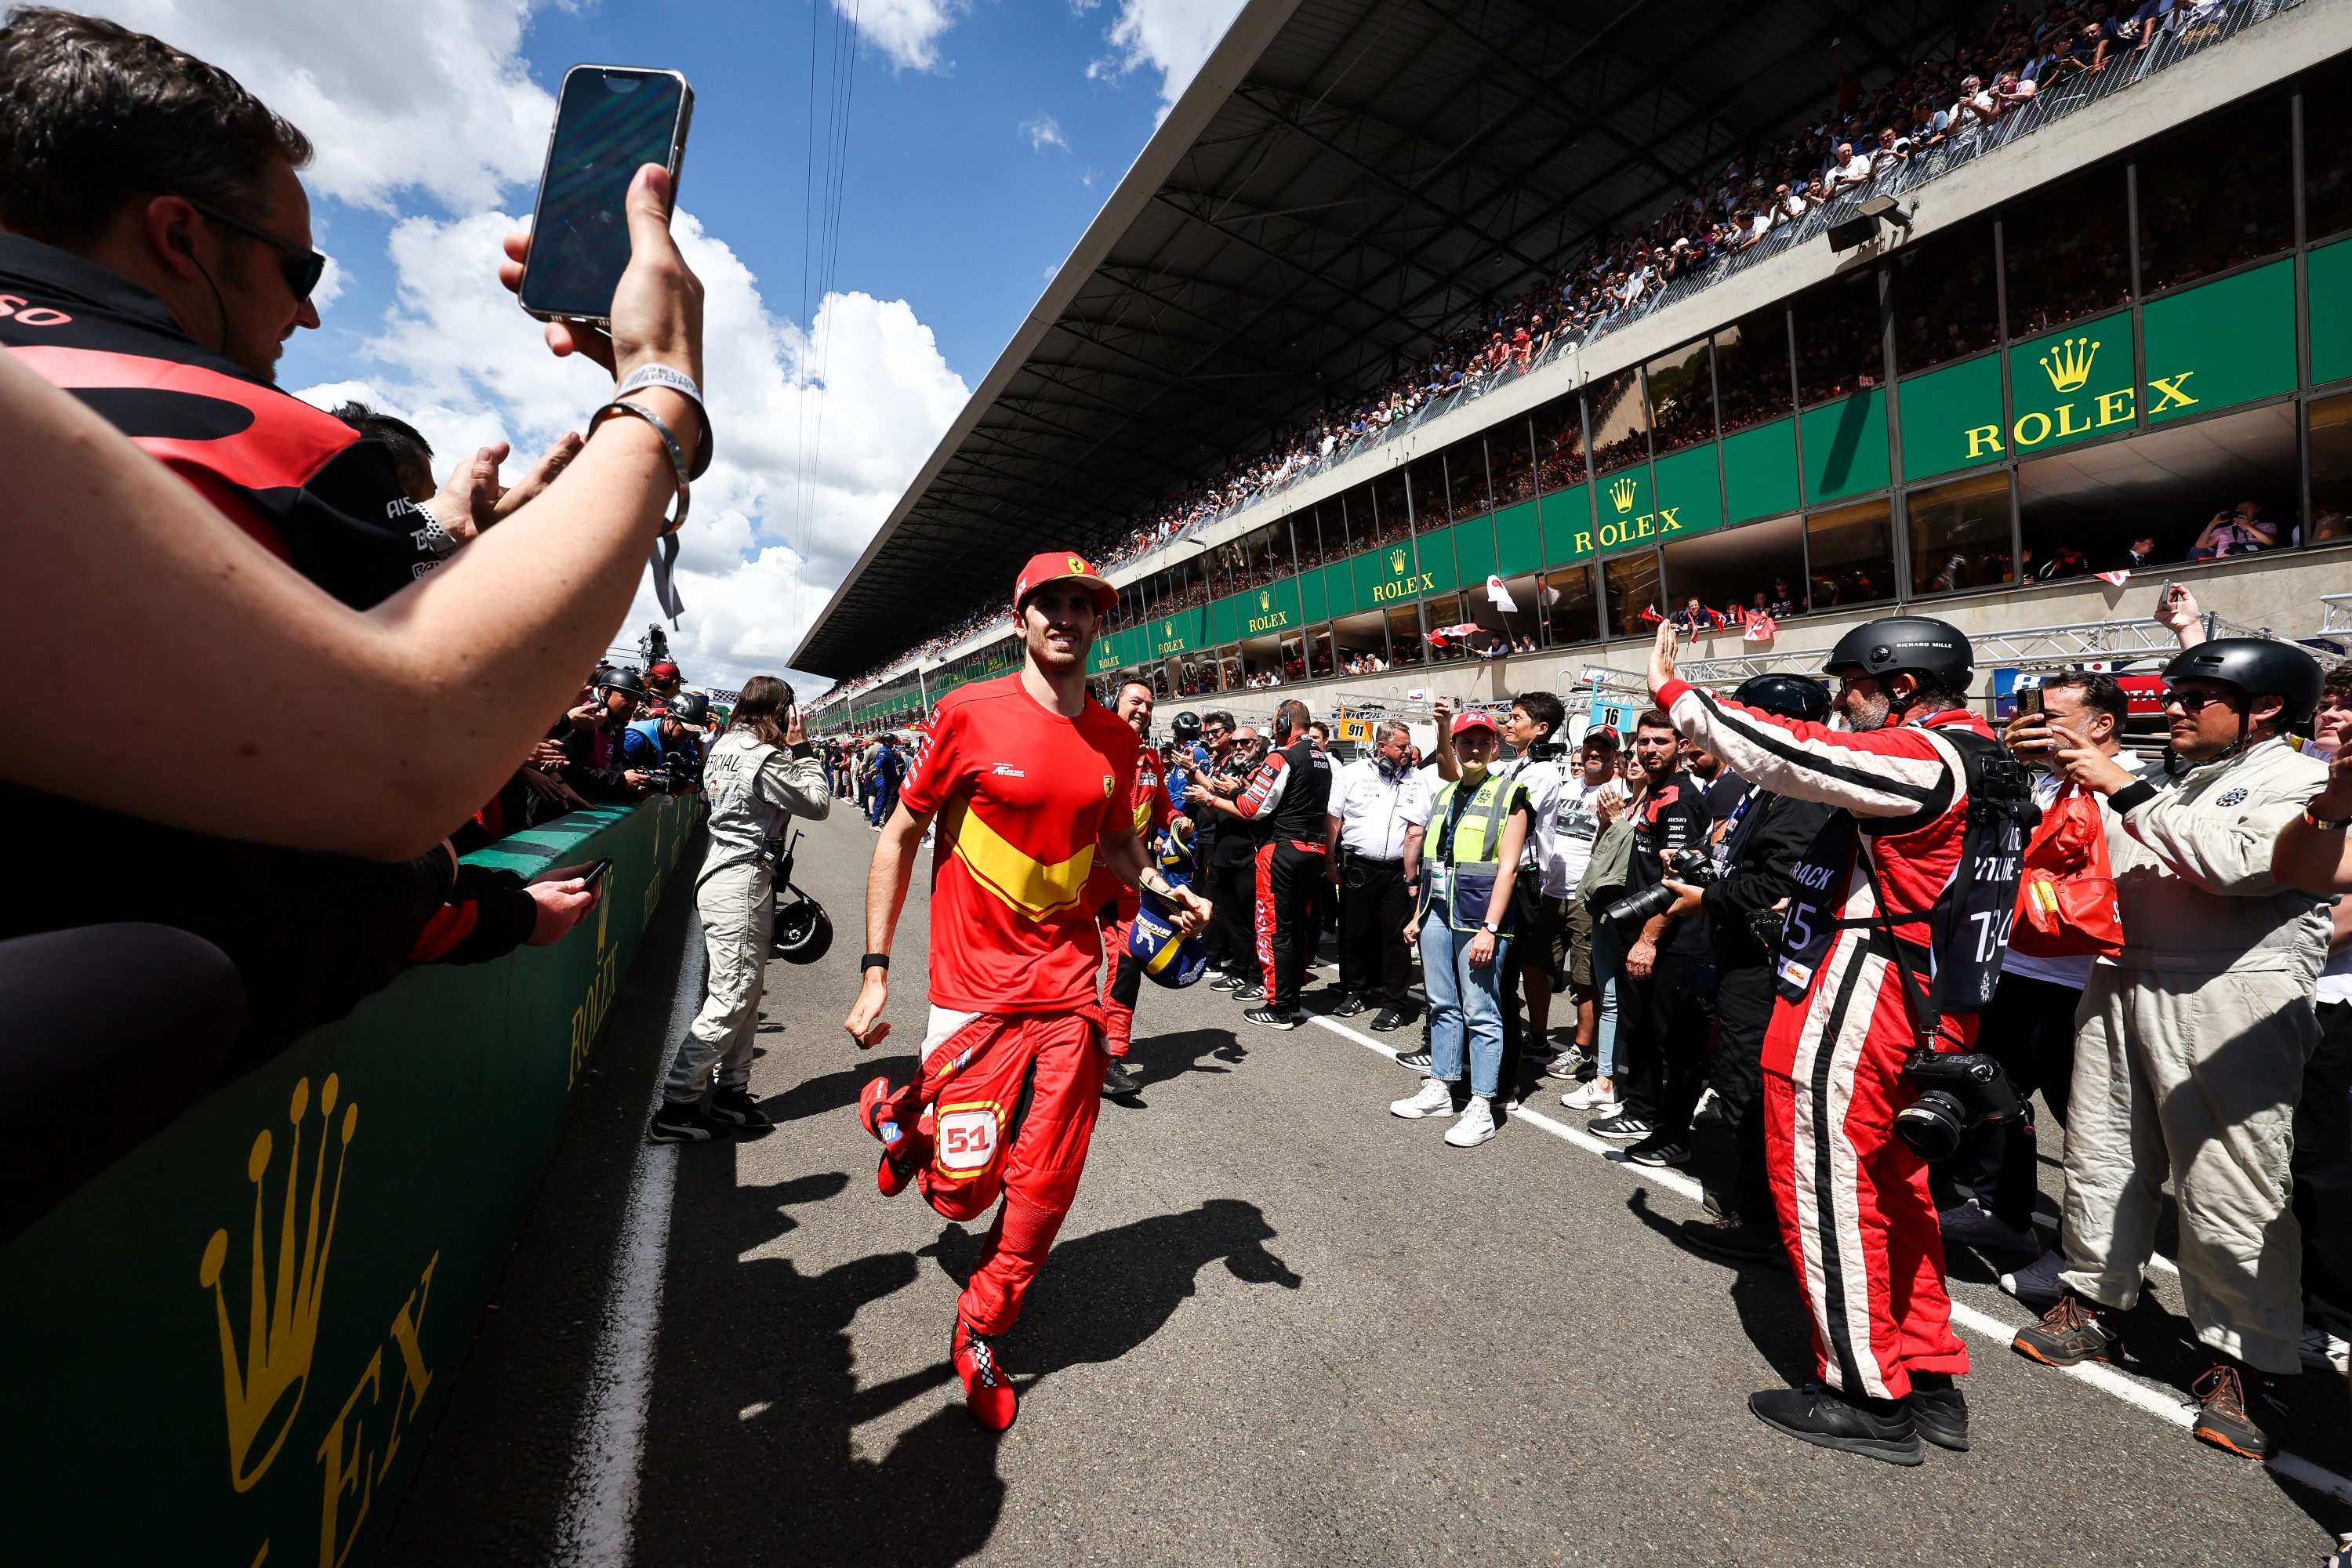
[670,693,710,725]
[1171,710,1203,743]
[1734,673,1831,724]
[2161,637,2321,730]
[1825,616,1973,693]
[601,665,647,698]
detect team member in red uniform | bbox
[1091,678,1190,1098]
[1192,698,1334,1029]
[1646,615,2022,1466]
[846,554,1212,1432]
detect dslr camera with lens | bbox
[1892,1048,2024,1161]
[1602,848,1717,925]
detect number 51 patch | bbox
[935,1105,1003,1173]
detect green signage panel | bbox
[2003,308,2135,458]
[1722,418,1800,522]
[1299,564,1330,624]
[2143,257,2296,423]
[1207,594,1240,645]
[1237,578,1303,640]
[1651,443,1725,539]
[1800,388,1891,503]
[1896,354,2005,481]
[1090,633,1120,673]
[1360,539,1431,608]
[1594,465,1652,547]
[1148,604,1205,658]
[1537,484,1595,564]
[1453,515,1498,589]
[1416,524,1461,596]
[1494,499,1541,576]
[2314,240,2352,387]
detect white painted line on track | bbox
[552,932,705,1566]
[1306,1011,2352,1503]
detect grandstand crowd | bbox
[825,0,2274,703]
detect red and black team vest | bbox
[0,233,445,610]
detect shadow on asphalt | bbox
[1624,1189,1820,1392]
[759,1051,919,1126]
[1119,1027,1248,1096]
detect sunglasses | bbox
[2161,688,2238,713]
[174,192,328,301]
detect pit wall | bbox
[0,793,702,1567]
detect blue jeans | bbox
[1421,913,1510,1099]
[1590,916,1624,1079]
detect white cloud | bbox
[296,209,968,691]
[103,0,552,211]
[840,0,970,73]
[1089,0,1248,107]
[1022,114,1070,152]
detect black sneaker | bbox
[1678,1212,1788,1269]
[1370,1006,1414,1032]
[1100,1058,1142,1097]
[1232,985,1267,1004]
[1905,1372,1969,1451]
[1395,1047,1433,1070]
[704,1084,771,1129]
[2190,1363,2272,1459]
[1331,992,1368,1018]
[1749,1384,1923,1467]
[1625,1135,1690,1167]
[2011,1290,2120,1368]
[1210,971,1243,992]
[1588,1113,1653,1142]
[647,1101,717,1144]
[1243,1006,1302,1031]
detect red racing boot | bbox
[859,1077,932,1197]
[952,1316,1019,1432]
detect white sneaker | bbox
[1391,1077,1456,1119]
[1938,1199,2039,1255]
[2301,1322,2351,1376]
[1561,1079,1621,1112]
[2001,1248,2068,1310]
[1444,1095,1497,1148]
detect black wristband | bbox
[861,953,890,972]
[790,741,815,759]
[2109,779,2159,815]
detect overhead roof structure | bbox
[794,0,1984,677]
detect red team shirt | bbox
[898,676,1141,1013]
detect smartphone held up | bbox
[518,66,695,325]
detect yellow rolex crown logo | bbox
[1258,589,1272,611]
[1610,476,1639,514]
[1163,619,1174,637]
[2039,336,2100,394]
[1388,547,1408,575]
[198,1073,359,1492]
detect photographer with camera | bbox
[2013,639,2328,1461]
[1668,676,1839,1265]
[1585,711,1717,1170]
[650,678,831,1142]
[1647,615,2033,1467]
[621,695,708,794]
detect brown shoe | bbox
[2190,1364,2272,1459]
[2011,1290,2120,1367]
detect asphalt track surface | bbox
[383,809,2352,1567]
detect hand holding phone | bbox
[579,857,615,892]
[519,67,694,325]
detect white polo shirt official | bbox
[1330,756,1434,862]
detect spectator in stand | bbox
[1326,720,1431,1031]
[1670,595,1725,634]
[2101,531,2161,572]
[2190,500,2278,559]
[3,26,706,1235]
[1766,579,1801,619]
[1831,140,1875,193]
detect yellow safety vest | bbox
[1424,770,1526,932]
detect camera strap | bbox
[1857,848,1952,1057]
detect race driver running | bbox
[1093,678,1192,1098]
[845,554,1213,1432]
[1645,615,2027,1466]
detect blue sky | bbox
[125,0,1247,691]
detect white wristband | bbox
[612,363,712,478]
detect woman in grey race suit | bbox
[648,676,833,1142]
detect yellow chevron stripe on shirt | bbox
[945,800,1098,921]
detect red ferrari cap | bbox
[1451,710,1500,737]
[648,660,682,681]
[1012,550,1117,617]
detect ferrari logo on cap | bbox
[1067,555,1086,574]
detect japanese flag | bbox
[1485,574,1519,613]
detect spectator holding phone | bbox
[651,679,832,1143]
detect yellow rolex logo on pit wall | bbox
[2040,336,2098,393]
[1610,476,1639,514]
[198,1074,358,1492]
[1163,619,1174,637]
[1388,547,1409,575]
[1258,589,1272,612]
